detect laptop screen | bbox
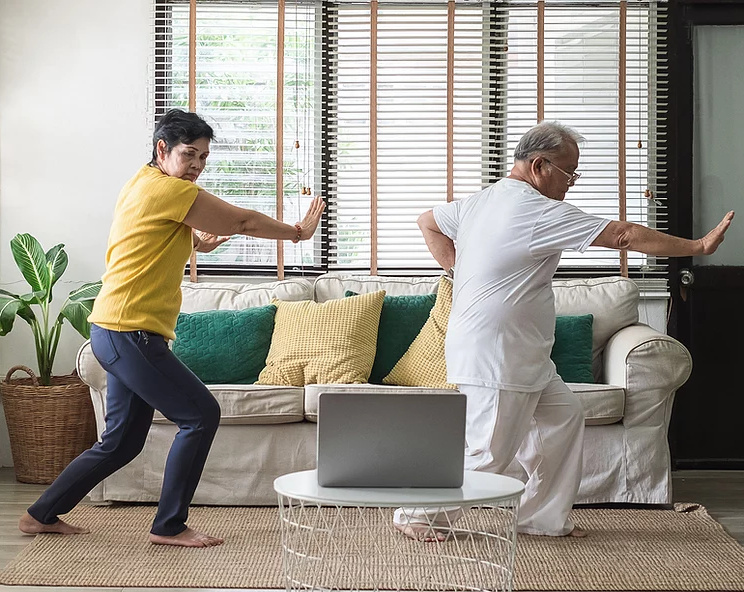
[316,391,466,488]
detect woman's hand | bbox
[194,231,231,253]
[297,196,326,240]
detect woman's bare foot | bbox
[18,512,90,535]
[149,527,224,548]
[393,521,450,543]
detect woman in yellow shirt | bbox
[19,109,324,548]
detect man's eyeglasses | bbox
[543,159,581,185]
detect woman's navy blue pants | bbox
[27,324,221,536]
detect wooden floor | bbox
[0,468,742,592]
[672,470,744,544]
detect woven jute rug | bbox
[1,503,743,590]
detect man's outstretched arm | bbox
[418,210,456,271]
[592,211,734,256]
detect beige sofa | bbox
[76,274,692,506]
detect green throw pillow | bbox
[173,305,277,384]
[345,291,437,384]
[551,314,594,383]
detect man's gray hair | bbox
[513,121,585,162]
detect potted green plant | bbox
[0,233,102,483]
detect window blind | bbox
[151,0,325,275]
[326,1,502,272]
[151,0,668,290]
[326,0,668,288]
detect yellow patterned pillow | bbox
[383,277,456,389]
[257,290,386,386]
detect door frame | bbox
[667,0,744,468]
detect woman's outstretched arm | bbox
[183,190,325,242]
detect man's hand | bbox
[418,210,456,272]
[699,211,735,255]
[194,231,231,253]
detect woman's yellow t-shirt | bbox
[89,165,199,340]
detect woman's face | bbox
[156,137,210,183]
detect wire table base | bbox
[277,494,520,591]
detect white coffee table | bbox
[274,470,524,592]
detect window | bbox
[151,0,668,289]
[153,1,322,274]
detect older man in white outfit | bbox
[394,121,734,541]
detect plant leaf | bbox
[0,294,25,336]
[10,234,50,299]
[68,281,102,301]
[0,288,20,299]
[16,304,37,327]
[19,291,44,306]
[60,281,101,339]
[59,299,95,339]
[46,244,68,300]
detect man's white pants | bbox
[393,375,585,536]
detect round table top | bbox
[273,470,524,507]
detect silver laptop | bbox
[316,391,466,488]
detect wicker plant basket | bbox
[0,365,97,484]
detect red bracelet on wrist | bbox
[291,223,302,243]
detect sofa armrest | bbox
[76,340,107,438]
[76,340,106,391]
[603,323,692,429]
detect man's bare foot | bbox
[520,526,588,538]
[149,527,224,548]
[566,527,587,538]
[18,512,90,535]
[393,521,450,543]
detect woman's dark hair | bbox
[151,109,215,164]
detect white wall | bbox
[0,0,152,466]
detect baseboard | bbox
[673,459,744,470]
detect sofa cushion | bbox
[346,290,437,384]
[305,383,625,425]
[304,383,461,422]
[180,278,313,312]
[383,277,456,389]
[172,305,276,384]
[551,314,594,383]
[257,291,386,386]
[314,273,441,302]
[553,277,639,380]
[152,385,305,425]
[569,383,625,426]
